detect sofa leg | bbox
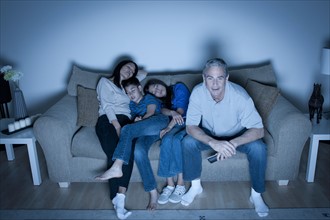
[58,182,70,188]
[277,180,289,186]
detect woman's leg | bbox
[95,114,133,200]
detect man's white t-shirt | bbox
[186,81,263,137]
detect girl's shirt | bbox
[170,82,190,116]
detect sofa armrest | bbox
[33,94,80,182]
[265,95,312,180]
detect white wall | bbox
[1,0,329,115]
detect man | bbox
[181,58,269,217]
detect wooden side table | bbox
[0,118,42,185]
[306,117,330,182]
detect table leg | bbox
[26,139,42,185]
[5,143,15,161]
[306,135,320,182]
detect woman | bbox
[134,79,190,210]
[95,60,139,220]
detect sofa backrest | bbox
[67,62,277,95]
[69,62,279,127]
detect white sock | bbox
[250,188,269,217]
[181,179,203,206]
[112,193,132,220]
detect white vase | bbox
[12,83,28,120]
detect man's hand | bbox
[208,140,236,160]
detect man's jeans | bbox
[157,123,187,177]
[113,114,169,164]
[182,129,267,193]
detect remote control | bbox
[207,154,218,163]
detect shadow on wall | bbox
[64,54,139,85]
[29,90,66,116]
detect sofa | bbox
[33,62,312,188]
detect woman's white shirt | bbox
[96,77,131,122]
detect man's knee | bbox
[182,135,199,150]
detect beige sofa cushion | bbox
[229,63,277,87]
[245,79,280,122]
[67,65,110,96]
[77,86,99,127]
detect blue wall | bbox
[1,0,329,115]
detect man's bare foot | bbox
[95,167,123,181]
[147,189,159,211]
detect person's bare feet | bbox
[147,189,159,211]
[95,166,123,181]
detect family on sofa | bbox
[93,58,269,219]
[33,56,311,220]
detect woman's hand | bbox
[111,119,122,137]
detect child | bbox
[95,77,168,181]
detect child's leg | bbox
[147,189,159,211]
[113,114,169,164]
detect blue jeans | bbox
[182,128,267,193]
[113,114,169,164]
[157,124,187,177]
[134,135,160,192]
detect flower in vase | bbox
[1,65,23,82]
[1,65,23,89]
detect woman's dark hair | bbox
[143,79,172,108]
[111,60,138,88]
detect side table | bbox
[306,117,330,182]
[0,118,42,185]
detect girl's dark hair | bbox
[143,79,172,108]
[111,60,138,88]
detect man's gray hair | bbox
[203,58,228,76]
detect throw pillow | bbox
[229,63,277,88]
[245,79,280,121]
[77,85,99,127]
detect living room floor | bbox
[0,139,329,210]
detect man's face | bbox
[125,84,143,103]
[203,66,228,102]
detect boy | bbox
[96,77,168,180]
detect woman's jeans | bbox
[157,123,186,178]
[113,114,169,164]
[182,128,267,193]
[95,114,133,200]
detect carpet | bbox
[1,208,329,220]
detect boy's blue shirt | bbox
[129,94,162,119]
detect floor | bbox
[0,139,329,210]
